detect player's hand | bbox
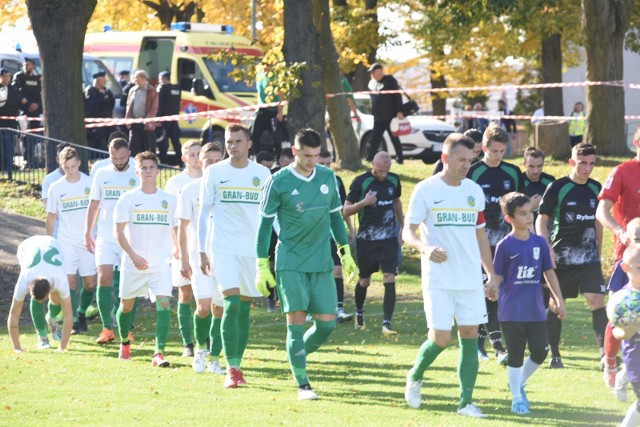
[181,259,192,280]
[555,301,567,320]
[200,252,211,276]
[424,246,447,263]
[484,276,499,301]
[613,325,639,340]
[84,234,96,254]
[131,254,148,270]
[172,246,180,260]
[529,194,542,210]
[338,244,359,287]
[256,258,276,297]
[363,190,377,206]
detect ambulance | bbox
[84,22,261,143]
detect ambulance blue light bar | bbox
[171,22,234,34]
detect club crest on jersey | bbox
[467,196,475,207]
[320,184,329,194]
[589,198,596,209]
[388,187,394,196]
[565,212,575,223]
[84,187,91,195]
[252,177,261,187]
[161,200,168,209]
[296,202,304,213]
[129,178,136,187]
[533,247,540,260]
[503,180,511,190]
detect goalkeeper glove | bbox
[338,244,359,286]
[255,258,276,297]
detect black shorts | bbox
[555,263,605,299]
[330,239,340,266]
[500,321,548,367]
[356,239,399,278]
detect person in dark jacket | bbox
[0,68,20,171]
[12,57,42,168]
[156,71,181,165]
[367,63,404,164]
[84,71,115,151]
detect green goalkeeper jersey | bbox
[260,164,343,273]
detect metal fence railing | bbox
[0,128,180,188]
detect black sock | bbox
[478,324,487,349]
[268,285,275,301]
[592,307,608,357]
[335,278,344,307]
[547,309,562,357]
[383,282,396,323]
[355,284,367,312]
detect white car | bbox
[353,95,455,163]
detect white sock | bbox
[521,357,540,385]
[507,366,521,403]
[619,402,640,427]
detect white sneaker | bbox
[336,308,353,323]
[405,369,422,409]
[46,313,62,341]
[207,360,225,374]
[297,386,319,401]
[192,349,209,373]
[37,336,50,350]
[457,403,487,418]
[614,365,629,402]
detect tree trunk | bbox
[582,0,632,155]
[541,33,564,117]
[313,0,362,170]
[282,0,326,143]
[142,0,173,30]
[351,0,378,91]
[430,60,447,116]
[26,0,97,173]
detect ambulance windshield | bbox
[203,58,255,93]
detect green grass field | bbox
[0,156,633,426]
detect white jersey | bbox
[406,173,486,290]
[13,235,70,301]
[165,170,198,197]
[90,157,135,178]
[177,178,204,260]
[41,168,64,201]
[199,159,270,257]
[114,188,177,272]
[90,165,139,243]
[46,173,92,248]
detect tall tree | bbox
[582,0,633,155]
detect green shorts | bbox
[276,270,336,315]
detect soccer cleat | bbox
[182,344,194,357]
[237,370,248,385]
[224,368,241,388]
[71,321,80,335]
[496,350,509,366]
[207,360,225,375]
[297,384,319,401]
[354,312,366,330]
[614,366,629,402]
[77,313,88,332]
[192,349,209,373]
[336,308,353,323]
[382,323,398,336]
[46,313,61,341]
[85,304,99,320]
[478,348,490,361]
[456,403,487,418]
[511,400,531,415]
[267,298,276,313]
[96,328,115,344]
[151,353,170,368]
[405,369,422,409]
[520,384,529,408]
[119,343,131,361]
[548,356,564,369]
[37,336,51,350]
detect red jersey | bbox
[598,158,640,260]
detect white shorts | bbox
[119,268,172,300]
[59,241,97,277]
[191,263,224,307]
[171,260,191,287]
[95,238,122,267]
[214,253,260,298]
[422,287,488,330]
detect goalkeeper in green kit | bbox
[256,128,358,401]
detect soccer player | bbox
[271,147,294,173]
[113,151,177,366]
[403,133,499,417]
[467,125,520,363]
[255,128,358,400]
[90,131,135,177]
[198,123,271,388]
[164,140,203,357]
[41,143,70,210]
[318,150,354,323]
[493,192,566,414]
[536,142,606,369]
[84,138,139,344]
[597,126,640,386]
[432,128,483,176]
[520,147,555,224]
[176,142,225,373]
[344,151,403,334]
[46,147,97,334]
[7,235,72,352]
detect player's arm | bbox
[84,200,100,253]
[59,296,73,351]
[476,226,498,301]
[596,198,626,241]
[393,197,404,244]
[197,202,212,275]
[7,298,24,352]
[543,269,566,319]
[535,213,557,269]
[343,192,376,217]
[402,223,447,262]
[115,221,148,270]
[178,218,192,279]
[595,217,603,257]
[46,212,57,236]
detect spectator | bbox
[117,70,130,89]
[256,151,274,169]
[569,101,586,147]
[251,65,288,159]
[0,68,20,129]
[84,71,115,151]
[12,57,42,168]
[125,70,158,157]
[271,148,294,173]
[157,71,182,165]
[471,103,489,133]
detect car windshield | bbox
[354,97,372,115]
[203,58,255,93]
[32,56,122,96]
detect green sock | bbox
[111,269,120,318]
[78,287,95,315]
[155,297,171,354]
[287,324,308,386]
[304,319,336,355]
[97,286,113,329]
[209,316,223,359]
[411,339,446,381]
[116,307,132,342]
[458,337,479,409]
[130,297,139,327]
[48,301,62,319]
[178,302,193,346]
[194,312,212,348]
[222,295,240,367]
[237,300,252,364]
[30,299,48,337]
[70,288,78,322]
